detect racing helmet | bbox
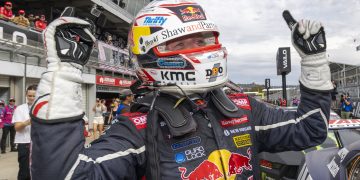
[129,0,228,95]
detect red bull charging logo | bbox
[179,6,206,22]
[178,148,253,180]
[228,148,252,175]
[178,160,223,180]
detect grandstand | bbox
[0,0,150,122]
[330,62,359,98]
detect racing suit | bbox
[31,86,330,180]
[30,10,332,180]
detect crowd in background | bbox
[0,1,47,31]
[111,0,126,9]
[0,98,17,154]
[0,85,36,180]
[263,80,356,119]
[90,89,134,140]
[0,86,136,178]
[99,32,127,49]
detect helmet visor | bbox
[155,32,220,57]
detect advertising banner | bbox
[96,75,135,87]
[276,47,291,75]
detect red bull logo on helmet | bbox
[180,6,206,22]
[180,6,201,15]
[166,5,206,23]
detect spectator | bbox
[1,97,17,153]
[0,1,14,21]
[292,97,300,106]
[92,98,106,139]
[107,99,119,124]
[281,98,287,107]
[35,14,47,31]
[340,93,353,119]
[277,97,282,106]
[273,99,279,106]
[105,35,113,45]
[12,85,37,180]
[116,89,134,115]
[100,99,108,125]
[330,80,338,109]
[118,37,126,49]
[82,115,90,138]
[12,10,30,27]
[0,100,5,129]
[109,98,116,109]
[28,13,35,27]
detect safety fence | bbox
[353,98,360,118]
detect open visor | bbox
[154,32,221,57]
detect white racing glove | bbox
[283,10,333,91]
[31,7,96,123]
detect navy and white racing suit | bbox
[30,9,332,180]
[30,85,330,180]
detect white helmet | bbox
[129,0,228,95]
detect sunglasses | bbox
[5,4,11,7]
[9,100,15,102]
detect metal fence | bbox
[330,63,360,118]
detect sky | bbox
[198,0,360,86]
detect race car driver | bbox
[30,1,332,179]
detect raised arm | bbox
[29,9,96,179]
[255,10,332,153]
[30,8,146,180]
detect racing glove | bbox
[31,9,96,123]
[283,10,333,91]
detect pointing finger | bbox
[282,10,297,30]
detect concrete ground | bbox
[0,137,93,180]
[0,147,18,180]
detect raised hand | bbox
[283,10,326,57]
[31,7,96,122]
[282,10,332,91]
[45,7,96,67]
